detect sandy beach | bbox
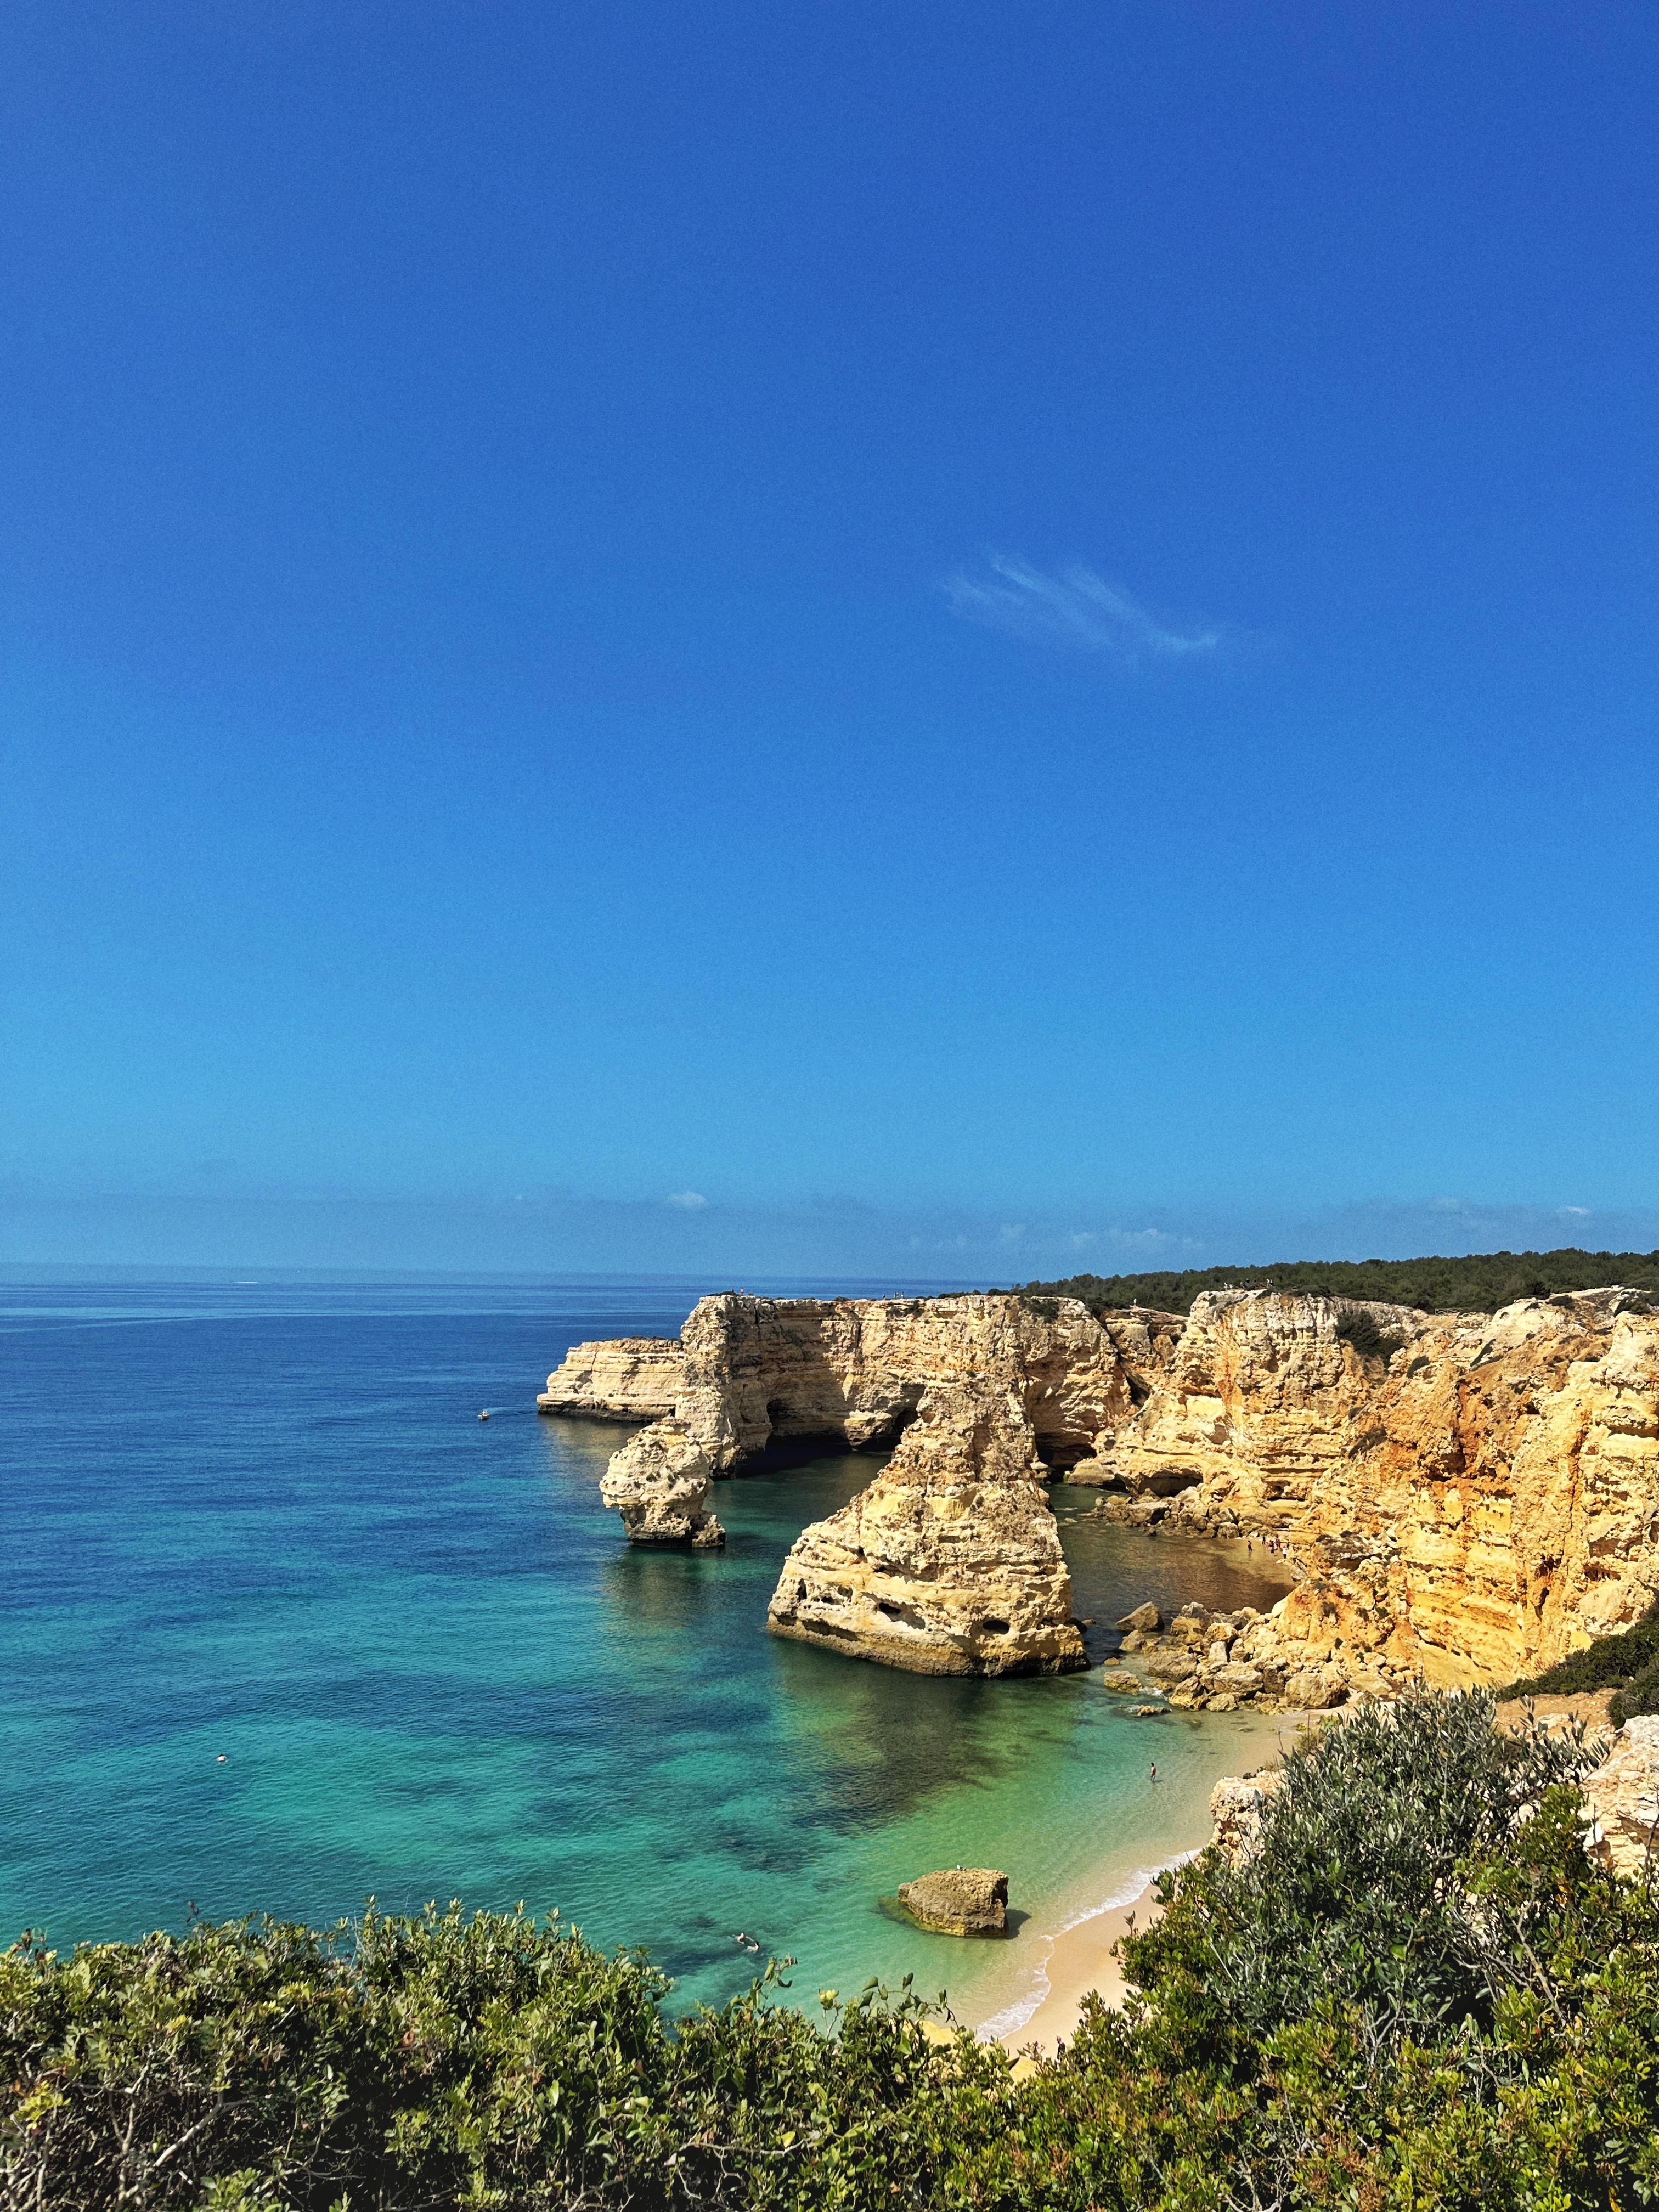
[1002,1712,1312,2055]
[999,1872,1166,2053]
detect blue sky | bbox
[3,1,1656,1277]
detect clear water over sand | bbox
[1,1277,1291,2030]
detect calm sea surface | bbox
[1,1277,1292,2033]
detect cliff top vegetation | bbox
[1008,1243,1659,1317]
[1500,1605,1659,1724]
[7,1693,1654,2209]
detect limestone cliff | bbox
[1580,1717,1659,1877]
[567,1291,1139,1554]
[538,1337,684,1420]
[765,1378,1087,1677]
[548,1282,1659,1703]
[1209,1770,1285,1866]
[598,1421,724,1548]
[667,1291,1132,1474]
[1087,1286,1659,1700]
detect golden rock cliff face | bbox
[764,1377,1087,1677]
[538,1338,685,1420]
[1095,1288,1659,1688]
[597,1420,724,1548]
[1104,1290,1430,1511]
[561,1294,1117,1671]
[668,1291,1132,1474]
[546,1284,1659,1697]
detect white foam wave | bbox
[976,1984,1046,2041]
[1052,1848,1200,1937]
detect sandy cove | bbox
[996,1874,1164,2055]
[1000,1710,1319,2056]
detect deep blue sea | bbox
[1,1276,1293,2033]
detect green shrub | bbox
[1499,1604,1659,1723]
[1334,1307,1406,1364]
[7,1697,1659,2208]
[1007,1245,1659,1317]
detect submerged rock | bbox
[598,1421,725,1547]
[765,1378,1087,1677]
[896,1867,1008,1936]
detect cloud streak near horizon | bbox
[944,555,1228,665]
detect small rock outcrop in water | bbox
[539,1337,685,1420]
[598,1422,725,1547]
[766,1379,1087,1677]
[896,1867,1009,1935]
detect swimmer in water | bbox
[1149,1762,1158,1781]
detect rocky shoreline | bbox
[540,1279,1659,1700]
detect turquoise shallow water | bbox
[1,1277,1292,2032]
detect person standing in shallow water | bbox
[1149,1763,1158,1781]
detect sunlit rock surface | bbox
[1580,1716,1659,1878]
[1095,1286,1659,1697]
[538,1336,685,1420]
[765,1378,1087,1677]
[896,1866,1009,1935]
[597,1420,724,1548]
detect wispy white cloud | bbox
[944,555,1229,665]
[665,1189,708,1210]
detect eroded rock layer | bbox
[668,1291,1141,1474]
[1580,1716,1659,1877]
[896,1867,1009,1935]
[550,1282,1659,1699]
[598,1421,724,1548]
[1087,1286,1659,1698]
[538,1337,685,1420]
[765,1378,1087,1676]
[564,1290,1166,1556]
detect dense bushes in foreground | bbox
[6,1694,1658,2208]
[1009,1244,1659,1316]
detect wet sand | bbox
[1002,1709,1319,2055]
[1000,1874,1164,2053]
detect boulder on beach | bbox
[1117,1601,1162,1633]
[896,1867,1008,1936]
